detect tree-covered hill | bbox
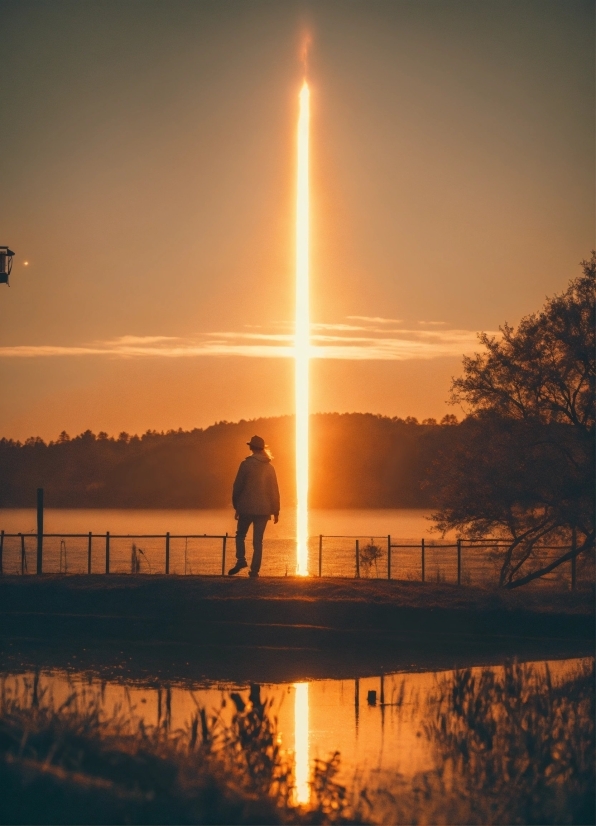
[0,413,459,509]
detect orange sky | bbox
[0,0,593,440]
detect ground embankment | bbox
[1,576,592,636]
[1,576,593,682]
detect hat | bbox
[247,435,266,450]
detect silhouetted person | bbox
[229,435,280,578]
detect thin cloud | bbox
[347,315,402,324]
[0,345,111,357]
[103,335,179,345]
[309,328,491,360]
[0,321,495,361]
[311,322,372,332]
[211,331,293,342]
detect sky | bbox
[0,0,593,441]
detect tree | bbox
[430,254,595,588]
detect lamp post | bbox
[0,247,15,285]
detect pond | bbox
[2,656,591,792]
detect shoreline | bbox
[0,576,592,683]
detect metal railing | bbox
[0,530,590,588]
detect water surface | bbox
[0,507,440,538]
[3,657,589,784]
[1,507,455,580]
[1,508,577,586]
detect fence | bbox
[0,529,592,589]
[0,532,233,577]
[316,535,593,589]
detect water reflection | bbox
[1,657,590,784]
[294,682,309,803]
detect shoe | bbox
[228,560,248,576]
[248,570,259,578]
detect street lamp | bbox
[0,247,15,285]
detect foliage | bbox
[359,543,384,578]
[0,413,459,510]
[0,679,360,825]
[211,685,293,803]
[422,661,595,825]
[451,257,594,430]
[429,255,595,587]
[308,752,354,824]
[0,663,593,825]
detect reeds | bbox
[421,661,595,825]
[372,660,595,825]
[0,676,361,824]
[0,662,593,825]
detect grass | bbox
[2,572,593,611]
[0,662,593,825]
[0,676,357,825]
[417,661,595,825]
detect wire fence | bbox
[317,535,592,589]
[0,530,592,589]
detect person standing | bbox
[229,435,280,578]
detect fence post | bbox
[221,533,227,577]
[355,539,360,579]
[165,532,170,575]
[457,539,462,585]
[20,533,26,574]
[318,535,323,577]
[421,538,425,583]
[571,527,577,590]
[105,532,110,574]
[387,535,391,580]
[87,532,92,574]
[36,488,44,575]
[0,530,3,575]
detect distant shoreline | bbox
[0,413,459,509]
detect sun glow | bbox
[295,81,310,576]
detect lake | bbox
[0,507,578,587]
[0,507,441,539]
[0,507,448,580]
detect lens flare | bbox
[294,682,310,803]
[295,81,310,576]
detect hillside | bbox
[0,413,460,508]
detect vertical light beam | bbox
[295,81,310,576]
[294,682,310,803]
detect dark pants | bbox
[235,514,269,574]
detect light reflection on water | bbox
[294,682,309,803]
[2,657,590,782]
